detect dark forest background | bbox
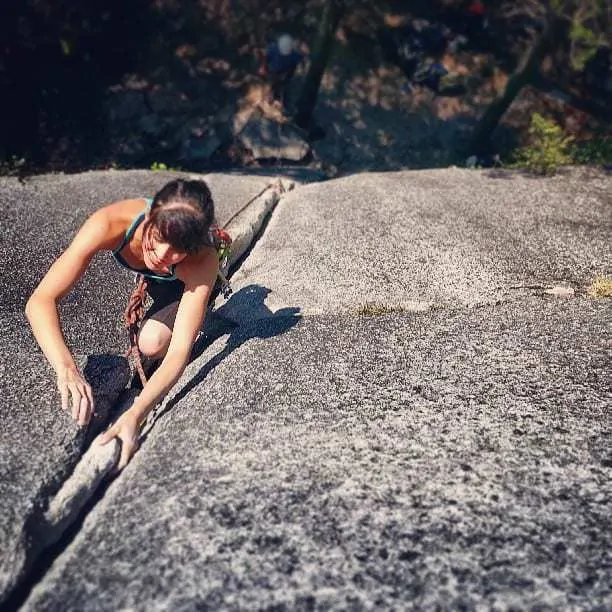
[1,0,610,174]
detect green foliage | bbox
[59,38,72,56]
[549,0,564,13]
[570,22,599,47]
[0,155,26,177]
[513,113,574,175]
[570,136,612,165]
[150,161,181,172]
[549,0,609,70]
[569,21,604,70]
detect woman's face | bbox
[143,226,188,272]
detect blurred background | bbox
[0,0,610,176]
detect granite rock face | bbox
[3,167,610,609]
[0,318,129,603]
[216,168,611,321]
[0,169,303,604]
[23,299,611,610]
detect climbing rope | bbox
[124,274,149,387]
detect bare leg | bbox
[137,300,179,359]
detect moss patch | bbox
[588,276,612,299]
[354,303,408,316]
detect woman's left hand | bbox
[97,411,142,471]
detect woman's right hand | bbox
[56,366,95,427]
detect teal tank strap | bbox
[112,197,153,255]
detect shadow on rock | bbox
[143,284,300,434]
[82,353,131,440]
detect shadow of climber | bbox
[140,284,300,434]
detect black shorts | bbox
[146,278,184,318]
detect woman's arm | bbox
[99,251,219,469]
[25,208,116,425]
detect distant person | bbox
[259,34,303,108]
[26,179,229,470]
[413,60,449,94]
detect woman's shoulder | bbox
[101,197,148,230]
[79,198,147,250]
[176,245,219,282]
[101,197,149,220]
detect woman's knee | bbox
[138,321,171,358]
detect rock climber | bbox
[26,178,226,470]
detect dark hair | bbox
[147,179,215,255]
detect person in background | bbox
[259,34,303,108]
[413,60,449,95]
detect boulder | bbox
[239,114,310,162]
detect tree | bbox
[293,0,348,129]
[469,0,611,156]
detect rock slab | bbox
[24,298,612,610]
[0,169,311,604]
[216,168,611,320]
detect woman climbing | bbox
[25,178,226,470]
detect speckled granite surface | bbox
[217,167,611,320]
[24,299,611,610]
[2,167,610,609]
[0,170,299,604]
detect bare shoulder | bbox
[177,247,219,287]
[100,198,148,226]
[88,198,147,250]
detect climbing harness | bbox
[123,180,285,387]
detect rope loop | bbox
[124,274,149,387]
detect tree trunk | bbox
[469,14,558,156]
[294,0,346,129]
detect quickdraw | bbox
[212,226,233,299]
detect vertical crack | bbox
[3,178,299,609]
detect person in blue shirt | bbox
[259,34,303,108]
